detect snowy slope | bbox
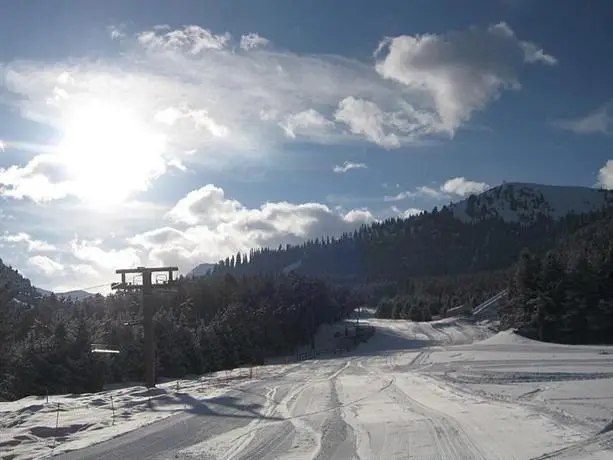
[188,263,215,278]
[2,318,613,459]
[451,182,613,223]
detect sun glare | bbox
[58,101,167,208]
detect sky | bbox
[0,0,612,292]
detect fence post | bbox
[110,395,115,426]
[52,402,60,450]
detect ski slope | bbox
[1,317,613,459]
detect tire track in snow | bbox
[313,374,358,460]
[217,360,354,459]
[356,362,487,459]
[383,381,488,459]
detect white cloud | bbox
[375,22,556,133]
[333,161,367,173]
[70,238,142,270]
[240,33,270,51]
[129,184,375,268]
[597,160,613,189]
[441,177,490,197]
[68,263,100,279]
[385,177,489,201]
[391,206,424,218]
[136,25,231,53]
[1,232,57,252]
[0,153,72,202]
[107,25,127,40]
[28,255,63,275]
[154,105,230,137]
[553,103,612,135]
[384,190,416,202]
[416,185,443,199]
[334,97,402,148]
[281,109,333,139]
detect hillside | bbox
[188,263,215,278]
[451,182,613,223]
[206,183,613,283]
[0,260,95,302]
[0,258,37,302]
[503,209,613,344]
[35,287,95,301]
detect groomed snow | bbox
[2,316,613,459]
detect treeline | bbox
[0,272,359,401]
[504,212,613,344]
[373,270,509,320]
[212,205,611,284]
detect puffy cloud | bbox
[0,154,72,202]
[597,160,613,189]
[28,255,63,275]
[441,177,490,197]
[154,105,230,137]
[385,177,489,201]
[553,103,612,136]
[416,186,443,199]
[375,22,556,133]
[69,238,142,270]
[130,184,375,268]
[384,190,415,202]
[334,97,401,148]
[136,25,231,53]
[281,109,333,139]
[391,206,424,218]
[1,232,57,252]
[333,161,367,173]
[240,33,270,51]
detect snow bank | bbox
[420,329,613,438]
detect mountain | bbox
[35,287,95,300]
[0,258,37,302]
[451,182,613,223]
[208,183,613,283]
[189,263,215,278]
[56,290,96,301]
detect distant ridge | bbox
[450,182,612,223]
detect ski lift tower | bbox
[112,266,178,388]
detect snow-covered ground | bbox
[2,316,613,459]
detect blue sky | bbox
[1,0,612,291]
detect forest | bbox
[0,271,359,401]
[212,204,608,283]
[503,211,613,344]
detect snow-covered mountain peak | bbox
[451,182,613,223]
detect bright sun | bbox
[58,101,167,208]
